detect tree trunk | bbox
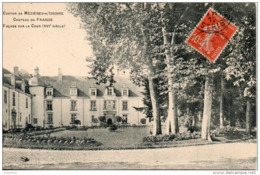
[148,63,161,136]
[162,27,179,135]
[229,95,236,127]
[198,111,202,122]
[192,113,197,127]
[201,73,214,141]
[246,97,251,134]
[141,26,161,136]
[219,72,224,128]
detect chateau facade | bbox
[3,68,32,130]
[2,67,146,130]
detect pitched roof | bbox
[2,68,30,94]
[41,75,144,98]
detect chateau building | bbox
[3,67,32,130]
[2,67,146,130]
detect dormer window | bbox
[70,86,78,96]
[90,88,97,96]
[122,88,129,96]
[107,87,114,96]
[46,88,53,96]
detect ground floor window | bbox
[71,114,77,123]
[47,113,53,124]
[33,118,38,124]
[92,115,98,123]
[122,114,128,124]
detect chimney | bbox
[34,66,39,77]
[58,68,63,81]
[13,66,19,76]
[11,74,16,88]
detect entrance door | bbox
[107,118,113,126]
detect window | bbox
[19,113,22,122]
[12,92,15,106]
[29,114,31,123]
[123,89,128,96]
[71,101,77,111]
[91,88,96,96]
[4,90,7,103]
[70,88,77,96]
[26,98,28,108]
[104,100,116,110]
[92,115,95,122]
[46,89,53,96]
[47,113,53,124]
[71,114,76,123]
[122,114,128,124]
[90,100,96,110]
[33,118,38,124]
[122,101,128,110]
[47,101,53,111]
[107,88,112,95]
[104,101,106,109]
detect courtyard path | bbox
[3,142,257,170]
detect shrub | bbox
[74,120,81,125]
[140,118,146,124]
[108,124,118,131]
[211,126,247,139]
[98,116,106,123]
[116,116,122,123]
[187,126,200,133]
[143,134,175,143]
[92,118,99,124]
[25,124,34,131]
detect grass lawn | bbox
[50,127,152,149]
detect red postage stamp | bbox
[186,8,238,62]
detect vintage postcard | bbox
[2,2,257,173]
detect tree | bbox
[69,3,162,135]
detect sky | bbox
[3,3,93,76]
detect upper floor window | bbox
[46,88,53,96]
[46,100,53,111]
[70,87,77,96]
[4,90,7,103]
[70,100,77,111]
[107,88,113,95]
[90,88,96,96]
[26,98,28,108]
[122,101,128,110]
[104,100,116,110]
[90,100,97,111]
[47,113,53,124]
[12,92,15,106]
[122,89,128,96]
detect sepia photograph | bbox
[2,2,257,172]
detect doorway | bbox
[107,118,113,126]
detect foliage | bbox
[74,120,81,125]
[211,126,253,140]
[98,116,106,123]
[108,124,118,131]
[143,131,201,143]
[3,135,102,148]
[140,118,146,125]
[116,116,122,123]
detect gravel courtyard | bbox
[3,142,257,170]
